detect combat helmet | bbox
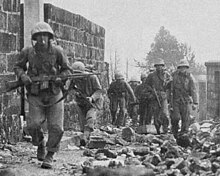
[154,58,165,67]
[31,22,54,40]
[177,59,189,69]
[72,61,85,72]
[115,72,124,80]
[129,76,139,82]
[140,73,147,80]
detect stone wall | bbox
[44,4,109,131]
[0,0,22,143]
[205,61,220,120]
[44,4,109,89]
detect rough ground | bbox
[1,120,220,176]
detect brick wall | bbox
[44,4,109,89]
[44,4,109,131]
[0,0,22,143]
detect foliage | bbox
[139,26,205,75]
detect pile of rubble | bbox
[81,120,220,176]
[0,120,220,175]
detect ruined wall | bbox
[44,4,109,130]
[205,61,220,120]
[0,0,22,143]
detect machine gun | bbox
[0,72,100,94]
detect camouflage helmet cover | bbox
[31,22,54,40]
[154,58,165,66]
[72,61,85,72]
[177,59,189,68]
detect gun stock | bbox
[0,80,23,94]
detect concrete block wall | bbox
[44,4,109,131]
[205,61,220,120]
[0,0,22,143]
[44,4,109,89]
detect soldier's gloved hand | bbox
[192,103,198,111]
[86,97,93,103]
[20,74,32,86]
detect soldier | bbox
[145,58,171,134]
[128,76,140,126]
[70,61,103,145]
[169,59,198,137]
[134,73,150,126]
[14,22,71,169]
[107,72,136,127]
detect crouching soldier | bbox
[70,61,103,145]
[108,72,136,127]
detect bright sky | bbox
[41,0,220,76]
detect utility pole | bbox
[126,58,128,80]
[114,50,117,72]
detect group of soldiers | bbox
[13,21,198,169]
[108,58,198,137]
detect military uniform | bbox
[108,73,136,127]
[72,64,103,132]
[134,73,152,126]
[128,77,140,126]
[170,59,198,136]
[145,59,171,134]
[14,22,71,168]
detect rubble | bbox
[2,120,220,175]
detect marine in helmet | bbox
[70,61,103,145]
[144,58,171,134]
[169,59,198,139]
[107,72,136,126]
[128,76,140,126]
[14,22,71,169]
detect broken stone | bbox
[96,149,117,158]
[170,158,186,170]
[133,147,150,156]
[115,136,128,146]
[95,153,108,160]
[124,157,142,165]
[136,125,158,134]
[83,149,95,157]
[87,136,106,149]
[122,127,136,142]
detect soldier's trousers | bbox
[27,91,64,153]
[78,106,98,132]
[139,100,153,126]
[128,103,139,125]
[171,99,190,136]
[110,96,127,126]
[152,99,169,134]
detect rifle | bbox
[0,72,100,94]
[152,87,161,108]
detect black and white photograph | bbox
[0,0,220,175]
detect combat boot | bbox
[37,140,46,161]
[41,151,54,169]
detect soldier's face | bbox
[155,65,164,71]
[35,32,49,48]
[178,66,188,73]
